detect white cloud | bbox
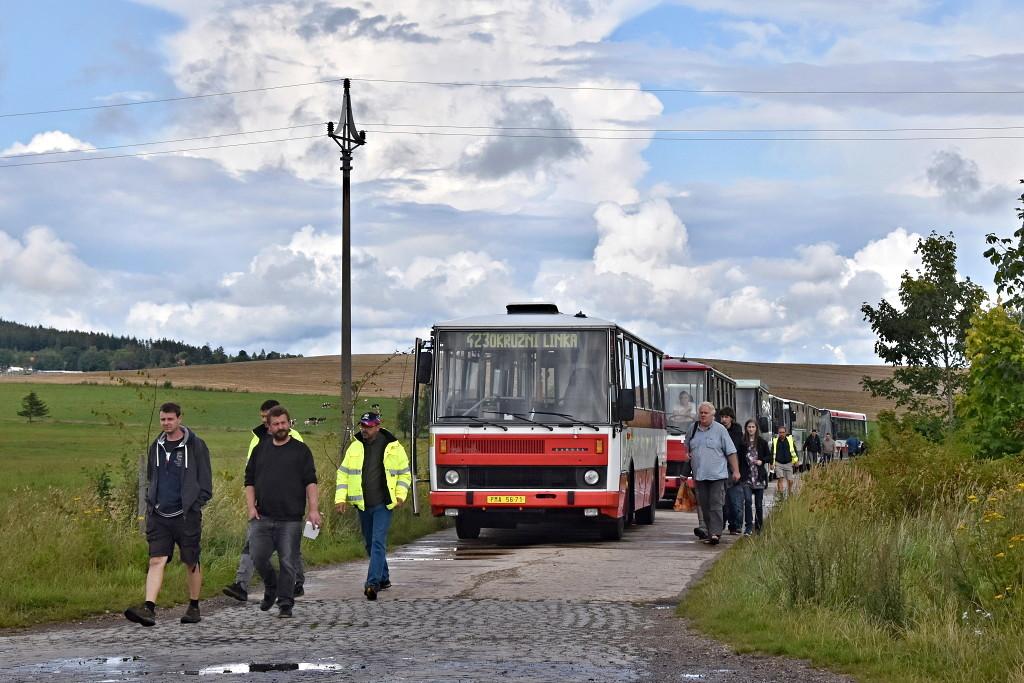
[2,131,93,157]
[0,226,94,293]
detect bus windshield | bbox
[434,329,611,423]
[664,370,704,432]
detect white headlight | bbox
[444,469,460,485]
[584,469,600,485]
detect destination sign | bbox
[463,332,580,349]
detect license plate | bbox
[486,495,526,504]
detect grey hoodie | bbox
[146,426,213,516]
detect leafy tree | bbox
[17,391,50,422]
[958,305,1024,458]
[983,179,1024,315]
[860,231,987,429]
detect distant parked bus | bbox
[735,379,772,439]
[662,358,736,501]
[413,303,666,541]
[819,409,867,457]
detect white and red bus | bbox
[413,303,666,541]
[821,409,868,457]
[662,358,736,501]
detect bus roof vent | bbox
[506,302,560,315]
[574,310,587,318]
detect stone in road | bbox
[0,509,851,682]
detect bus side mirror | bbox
[416,351,433,384]
[615,389,635,422]
[758,416,770,433]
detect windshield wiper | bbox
[509,413,554,431]
[437,414,509,431]
[530,411,600,431]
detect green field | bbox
[0,382,403,493]
[0,382,438,628]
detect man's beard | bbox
[274,428,290,439]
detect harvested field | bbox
[0,354,416,397]
[1,354,898,418]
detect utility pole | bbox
[327,78,366,457]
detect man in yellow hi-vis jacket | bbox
[334,412,412,600]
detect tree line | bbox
[0,319,299,372]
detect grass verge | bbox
[681,433,1024,683]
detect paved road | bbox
[0,504,850,682]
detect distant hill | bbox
[0,319,298,372]
[1,352,897,419]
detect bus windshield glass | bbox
[664,370,704,432]
[434,329,610,423]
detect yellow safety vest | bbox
[770,435,797,465]
[335,431,412,511]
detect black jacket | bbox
[146,426,213,516]
[805,433,822,454]
[736,436,771,483]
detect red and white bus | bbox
[821,409,868,457]
[413,303,666,541]
[662,358,736,502]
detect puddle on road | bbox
[191,662,347,674]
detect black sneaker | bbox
[222,582,248,602]
[378,580,392,591]
[180,604,201,624]
[278,604,293,619]
[364,585,377,601]
[259,593,276,611]
[293,584,304,598]
[693,527,708,540]
[124,604,156,627]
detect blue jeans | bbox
[742,485,765,533]
[358,504,393,589]
[248,518,303,607]
[726,482,744,531]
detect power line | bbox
[0,123,326,159]
[0,79,346,119]
[363,121,1024,134]
[4,127,1023,170]
[352,77,1024,96]
[4,74,1024,119]
[362,128,1024,142]
[0,134,320,168]
[6,119,1023,164]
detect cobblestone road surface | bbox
[0,505,852,683]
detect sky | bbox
[1,0,1023,364]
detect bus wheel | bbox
[625,468,636,526]
[455,516,481,540]
[636,487,656,525]
[600,515,625,541]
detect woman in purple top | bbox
[741,419,771,535]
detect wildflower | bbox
[995,594,1006,600]
[1017,482,1024,491]
[968,495,979,503]
[995,552,1006,559]
[1010,534,1024,543]
[72,496,81,501]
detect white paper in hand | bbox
[303,520,320,540]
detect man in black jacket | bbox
[804,429,822,469]
[245,405,322,618]
[719,407,746,535]
[125,402,213,627]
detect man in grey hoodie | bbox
[124,402,213,627]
